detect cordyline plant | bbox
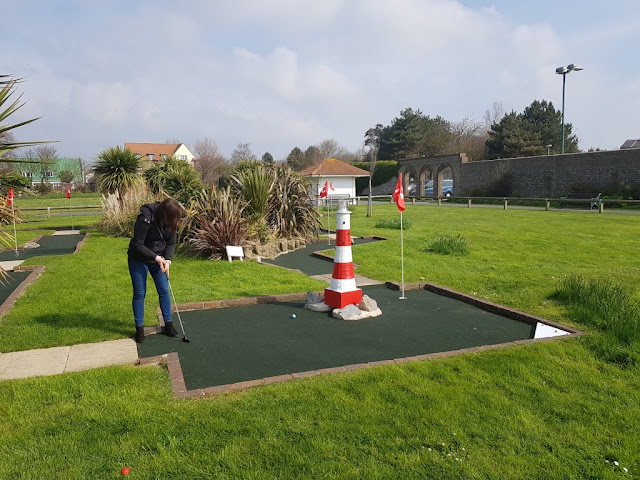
[93,146,144,198]
[144,156,203,204]
[180,186,248,260]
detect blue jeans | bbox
[128,259,172,328]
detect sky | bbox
[4,0,640,163]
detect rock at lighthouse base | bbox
[359,295,378,312]
[304,291,334,312]
[332,303,382,321]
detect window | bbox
[179,155,187,161]
[43,171,54,177]
[21,171,33,178]
[147,154,154,161]
[161,154,167,160]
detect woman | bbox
[127,198,183,343]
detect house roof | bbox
[620,139,640,149]
[124,143,181,158]
[299,158,370,177]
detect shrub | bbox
[0,173,31,194]
[426,234,469,256]
[98,185,160,237]
[32,182,53,195]
[375,218,411,230]
[144,156,203,204]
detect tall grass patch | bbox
[553,275,640,365]
[426,234,469,256]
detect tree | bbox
[59,170,75,184]
[486,100,578,159]
[262,152,274,163]
[286,147,306,171]
[378,108,453,160]
[193,137,226,185]
[33,145,58,183]
[316,139,349,160]
[230,143,257,164]
[364,124,382,217]
[93,146,144,197]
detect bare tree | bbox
[448,116,487,161]
[230,142,257,164]
[483,100,504,132]
[364,125,382,217]
[193,137,226,184]
[316,138,350,161]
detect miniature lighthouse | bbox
[324,200,362,309]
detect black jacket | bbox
[127,202,177,263]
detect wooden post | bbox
[438,198,442,207]
[546,200,550,211]
[504,198,508,210]
[468,198,472,208]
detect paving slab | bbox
[65,339,138,372]
[52,230,83,236]
[0,346,70,380]
[0,260,25,271]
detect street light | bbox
[556,63,583,154]
[547,144,552,155]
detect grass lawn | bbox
[0,202,639,478]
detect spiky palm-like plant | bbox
[181,186,248,260]
[268,166,320,240]
[230,161,274,219]
[93,146,143,196]
[0,75,46,157]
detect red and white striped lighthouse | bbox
[324,200,362,309]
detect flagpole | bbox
[11,202,18,255]
[399,210,406,300]
[69,197,73,231]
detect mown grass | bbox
[1,202,640,478]
[1,340,638,479]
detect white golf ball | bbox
[291,314,297,319]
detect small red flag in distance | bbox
[392,174,405,212]
[7,188,14,206]
[66,185,71,199]
[319,180,328,198]
[330,181,335,192]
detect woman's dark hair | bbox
[155,198,183,230]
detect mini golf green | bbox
[261,238,380,276]
[138,284,537,391]
[0,271,31,305]
[0,233,84,261]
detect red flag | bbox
[7,188,14,207]
[330,182,335,192]
[392,174,405,212]
[65,185,71,199]
[319,180,328,198]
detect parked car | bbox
[425,179,453,197]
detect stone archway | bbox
[398,154,466,198]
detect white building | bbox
[124,142,195,166]
[299,158,370,200]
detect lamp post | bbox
[555,63,583,154]
[547,144,552,155]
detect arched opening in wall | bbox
[437,165,454,197]
[421,167,434,197]
[406,168,418,196]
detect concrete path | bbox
[0,339,138,381]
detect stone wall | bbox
[398,149,640,198]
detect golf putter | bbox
[166,273,190,343]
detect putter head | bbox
[182,336,190,343]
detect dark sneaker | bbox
[163,322,178,337]
[135,326,146,343]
